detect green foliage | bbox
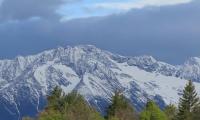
[22,81,200,120]
[22,117,34,120]
[46,86,63,110]
[38,110,63,120]
[192,106,200,120]
[28,87,104,120]
[140,101,168,120]
[106,91,138,120]
[176,80,200,120]
[108,117,120,120]
[164,104,177,120]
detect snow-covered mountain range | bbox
[1,45,200,120]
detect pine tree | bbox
[193,105,200,120]
[106,91,138,120]
[46,86,63,110]
[164,104,177,120]
[24,87,104,120]
[176,80,200,120]
[140,101,168,120]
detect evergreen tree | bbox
[164,104,177,120]
[193,105,200,120]
[106,91,138,120]
[38,110,63,120]
[24,87,104,120]
[140,101,168,120]
[46,86,63,110]
[176,80,200,120]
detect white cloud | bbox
[93,0,193,11]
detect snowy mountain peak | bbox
[185,57,200,66]
[179,57,200,82]
[127,55,157,66]
[0,45,200,120]
[134,55,157,63]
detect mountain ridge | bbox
[0,45,200,120]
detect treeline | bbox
[23,80,200,120]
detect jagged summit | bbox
[184,57,200,65]
[0,45,200,120]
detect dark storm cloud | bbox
[0,0,200,64]
[0,0,78,21]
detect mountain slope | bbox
[0,45,200,120]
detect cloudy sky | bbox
[0,0,199,64]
